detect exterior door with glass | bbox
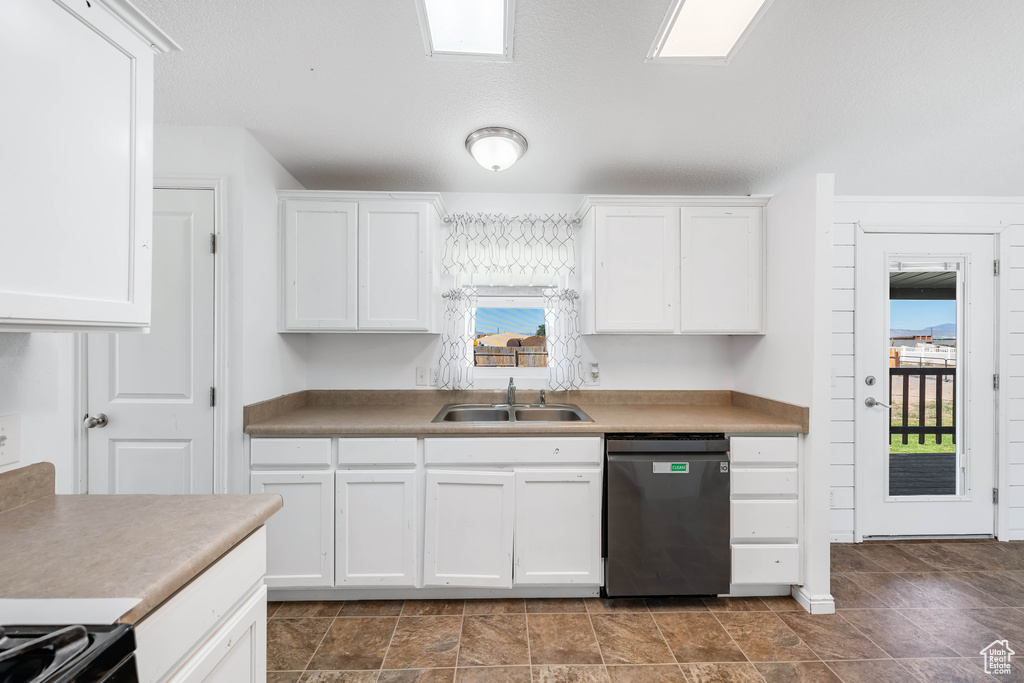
[855,232,995,537]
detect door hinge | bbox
[209,386,216,407]
[210,233,217,254]
[994,374,1000,390]
[994,259,1000,275]
[994,488,999,504]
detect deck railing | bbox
[889,367,956,445]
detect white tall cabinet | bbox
[0,0,176,330]
[279,192,444,333]
[580,198,766,335]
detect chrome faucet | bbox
[539,389,546,407]
[507,377,516,405]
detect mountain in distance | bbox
[890,322,957,338]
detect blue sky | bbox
[890,300,956,330]
[476,308,545,335]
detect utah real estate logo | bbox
[981,639,1014,676]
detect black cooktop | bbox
[0,624,136,683]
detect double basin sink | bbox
[433,403,592,423]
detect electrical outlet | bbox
[430,369,438,386]
[0,415,21,467]
[415,367,429,386]
[588,362,601,386]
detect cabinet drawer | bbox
[730,437,798,464]
[731,468,798,497]
[424,437,602,465]
[338,438,417,465]
[251,438,331,467]
[732,500,798,541]
[732,544,800,584]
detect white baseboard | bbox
[792,585,835,614]
[831,532,855,543]
[269,586,601,601]
[724,584,792,598]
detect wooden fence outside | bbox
[474,345,548,368]
[889,367,956,445]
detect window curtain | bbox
[544,288,585,390]
[436,287,477,390]
[442,213,577,287]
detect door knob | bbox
[84,413,108,429]
[864,397,890,409]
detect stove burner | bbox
[0,624,135,683]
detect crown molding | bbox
[277,190,448,217]
[99,0,181,52]
[575,194,771,218]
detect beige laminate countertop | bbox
[0,464,282,624]
[244,390,808,436]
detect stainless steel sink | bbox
[432,403,592,424]
[513,407,587,422]
[436,406,510,422]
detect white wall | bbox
[732,173,835,613]
[154,125,304,492]
[0,333,76,492]
[832,198,1024,542]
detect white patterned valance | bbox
[442,213,577,286]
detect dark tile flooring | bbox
[267,540,1024,682]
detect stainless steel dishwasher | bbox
[604,434,731,597]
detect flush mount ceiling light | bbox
[415,0,515,60]
[648,0,774,65]
[465,127,528,172]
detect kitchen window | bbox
[472,290,549,380]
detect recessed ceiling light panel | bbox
[648,0,773,65]
[416,0,515,60]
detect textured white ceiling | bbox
[136,0,1024,196]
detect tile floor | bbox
[267,540,1024,682]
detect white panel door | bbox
[594,206,679,332]
[514,469,602,586]
[281,199,358,330]
[336,470,418,587]
[87,189,215,494]
[680,207,764,333]
[251,471,334,588]
[0,0,155,329]
[856,232,995,536]
[358,202,432,330]
[423,470,514,588]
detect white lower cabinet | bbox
[423,470,515,588]
[335,469,418,587]
[251,471,334,587]
[729,435,801,585]
[135,529,267,683]
[514,469,602,585]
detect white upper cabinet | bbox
[594,206,679,333]
[359,202,433,331]
[281,200,358,330]
[582,198,765,335]
[279,192,443,333]
[0,0,176,331]
[680,207,764,334]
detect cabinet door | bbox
[336,470,418,587]
[0,0,165,329]
[423,470,514,588]
[680,207,764,334]
[358,201,433,331]
[514,469,602,585]
[251,471,334,587]
[594,206,679,333]
[281,199,358,330]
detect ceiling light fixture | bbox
[648,0,773,65]
[465,127,528,172]
[415,0,515,60]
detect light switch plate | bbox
[0,415,21,467]
[415,367,429,386]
